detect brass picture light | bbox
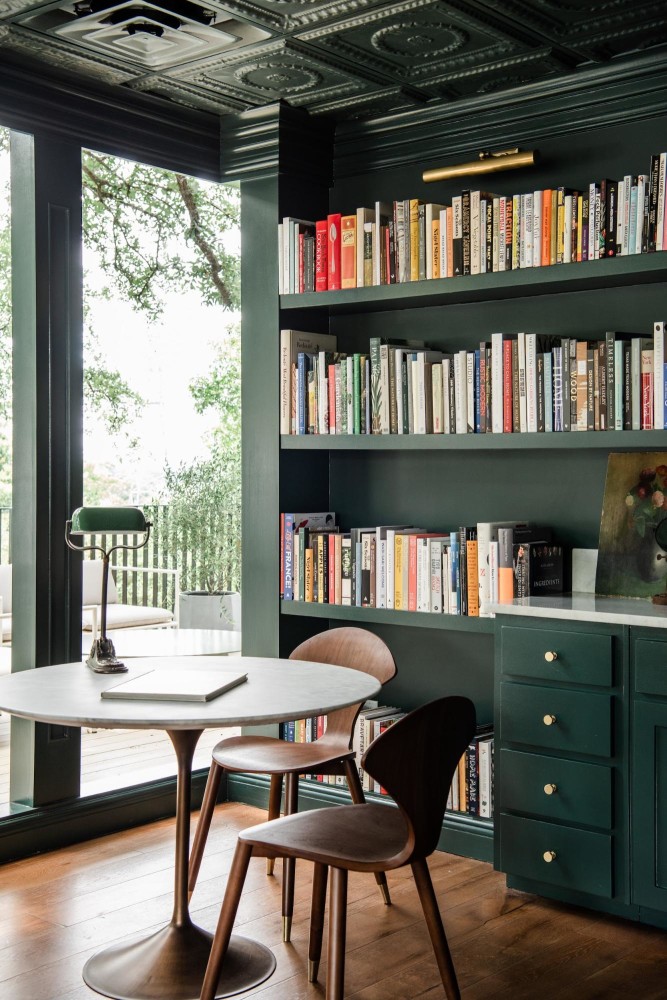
[423,147,538,183]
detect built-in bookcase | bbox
[233,74,667,864]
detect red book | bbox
[327,213,342,291]
[641,347,654,429]
[315,220,328,292]
[503,339,513,433]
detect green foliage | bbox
[163,454,241,593]
[189,323,241,456]
[82,151,240,318]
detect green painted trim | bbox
[279,600,495,633]
[281,431,667,452]
[226,773,493,862]
[281,252,667,314]
[0,772,210,864]
[334,51,667,177]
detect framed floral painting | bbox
[596,453,667,600]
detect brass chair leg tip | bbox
[380,883,391,905]
[266,858,275,876]
[308,960,319,983]
[282,916,292,943]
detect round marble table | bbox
[0,656,380,1000]
[89,627,243,659]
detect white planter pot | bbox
[178,592,241,632]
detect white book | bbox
[622,174,632,256]
[498,197,507,272]
[489,541,499,604]
[478,736,494,818]
[415,351,443,433]
[454,350,468,434]
[432,364,444,434]
[490,332,505,434]
[616,183,625,256]
[439,208,448,278]
[102,668,248,703]
[416,537,429,612]
[532,190,542,267]
[658,154,667,253]
[442,547,451,616]
[655,321,666,430]
[517,332,527,432]
[379,343,391,434]
[277,223,285,294]
[429,538,443,613]
[466,352,475,433]
[519,194,526,269]
[525,333,538,432]
[524,192,534,268]
[280,330,337,435]
[635,175,646,255]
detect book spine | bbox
[340,215,356,289]
[497,527,513,603]
[327,213,341,291]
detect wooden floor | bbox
[1,801,666,1000]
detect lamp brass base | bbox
[82,923,276,999]
[86,636,127,673]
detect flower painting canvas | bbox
[596,453,667,600]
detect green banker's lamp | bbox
[66,507,152,674]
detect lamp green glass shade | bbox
[69,506,148,535]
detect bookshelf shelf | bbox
[280,253,667,315]
[281,430,667,451]
[280,600,496,633]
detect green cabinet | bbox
[631,636,667,912]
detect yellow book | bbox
[432,219,440,280]
[394,533,406,610]
[305,548,314,602]
[576,195,583,262]
[409,199,421,282]
[466,539,479,617]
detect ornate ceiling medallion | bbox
[370,21,468,60]
[234,59,322,94]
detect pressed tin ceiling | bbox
[0,0,666,121]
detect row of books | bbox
[280,513,564,617]
[281,324,667,435]
[279,151,667,294]
[278,699,494,817]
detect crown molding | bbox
[0,52,221,179]
[333,48,667,177]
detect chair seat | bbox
[240,802,410,872]
[81,604,174,631]
[212,734,354,775]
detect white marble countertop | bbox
[488,593,667,628]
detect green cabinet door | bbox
[632,698,667,911]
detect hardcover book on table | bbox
[101,669,248,703]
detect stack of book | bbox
[280,514,563,616]
[447,725,494,818]
[281,322,667,435]
[279,150,667,294]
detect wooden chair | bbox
[188,626,397,940]
[199,695,476,1000]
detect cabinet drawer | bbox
[500,813,613,898]
[635,639,667,697]
[499,748,612,828]
[501,625,612,687]
[501,681,612,757]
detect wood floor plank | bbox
[1,801,667,999]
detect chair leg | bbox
[343,759,391,907]
[266,773,284,876]
[188,760,223,896]
[200,839,253,1000]
[411,858,461,1000]
[281,772,299,942]
[327,867,348,1000]
[308,862,328,983]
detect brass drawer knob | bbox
[543,783,558,795]
[543,850,557,863]
[543,714,557,726]
[544,651,558,662]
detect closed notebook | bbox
[101,669,248,703]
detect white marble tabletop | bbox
[0,655,381,730]
[488,593,667,629]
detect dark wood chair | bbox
[199,695,476,1000]
[188,626,397,941]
